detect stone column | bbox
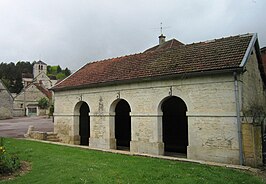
[130,112,164,155]
[89,112,116,149]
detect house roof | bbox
[34,83,52,99]
[52,33,258,91]
[0,79,14,99]
[35,60,47,65]
[144,39,184,52]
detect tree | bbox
[38,97,49,109]
[16,61,33,74]
[47,65,51,74]
[56,73,66,80]
[64,67,71,76]
[0,61,34,93]
[10,77,23,94]
[56,65,62,73]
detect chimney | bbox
[159,34,166,45]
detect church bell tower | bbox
[33,60,47,78]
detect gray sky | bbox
[0,0,265,70]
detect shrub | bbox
[38,97,49,109]
[0,138,21,175]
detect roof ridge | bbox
[187,33,254,46]
[86,52,144,65]
[144,38,184,53]
[34,83,52,98]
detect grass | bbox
[0,138,265,184]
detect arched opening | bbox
[115,99,131,150]
[79,102,90,146]
[161,96,188,156]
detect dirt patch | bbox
[0,161,31,181]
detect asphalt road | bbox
[0,116,54,138]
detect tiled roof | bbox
[53,33,254,91]
[34,83,52,99]
[35,60,47,65]
[144,39,184,52]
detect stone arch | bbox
[74,101,90,146]
[110,99,131,151]
[158,96,188,156]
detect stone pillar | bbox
[89,113,116,149]
[130,113,164,155]
[107,112,116,149]
[72,115,80,145]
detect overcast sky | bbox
[0,0,265,70]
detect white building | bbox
[52,33,266,167]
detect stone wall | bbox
[54,73,241,164]
[13,108,25,117]
[13,84,49,116]
[0,81,13,119]
[242,123,262,167]
[241,48,266,166]
[242,48,266,110]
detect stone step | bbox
[46,132,61,142]
[47,138,61,142]
[47,135,58,139]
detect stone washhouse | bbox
[52,33,266,167]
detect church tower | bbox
[33,60,47,78]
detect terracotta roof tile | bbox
[53,34,253,91]
[144,39,184,52]
[34,83,52,99]
[35,60,47,65]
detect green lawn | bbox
[0,138,265,184]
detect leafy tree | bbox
[47,65,51,74]
[56,73,66,80]
[38,97,49,109]
[16,61,33,74]
[64,67,71,76]
[9,77,23,94]
[0,61,34,93]
[56,65,62,73]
